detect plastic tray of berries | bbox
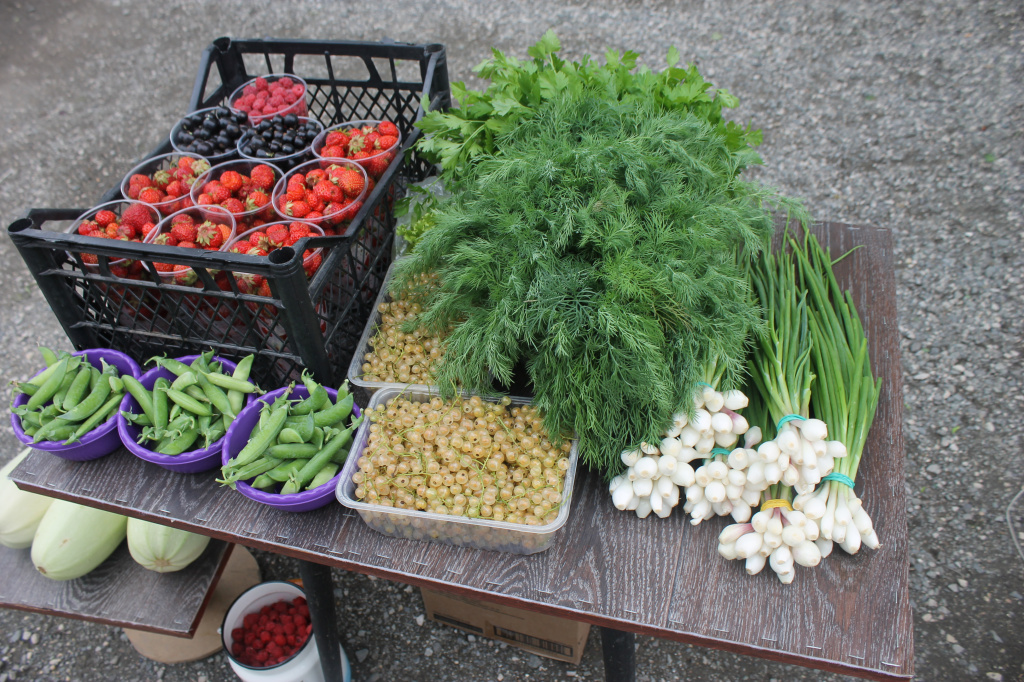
[8,38,451,389]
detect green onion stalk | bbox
[746,242,841,495]
[790,232,882,555]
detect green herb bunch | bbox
[395,93,795,475]
[416,31,763,182]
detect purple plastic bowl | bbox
[222,385,361,512]
[11,349,142,461]
[117,355,255,474]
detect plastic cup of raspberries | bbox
[121,152,210,217]
[228,73,309,126]
[312,119,401,180]
[148,205,236,286]
[270,158,368,236]
[237,114,324,172]
[223,220,325,291]
[190,160,283,231]
[170,106,249,164]
[67,200,160,278]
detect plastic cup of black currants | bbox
[237,115,324,171]
[170,106,250,163]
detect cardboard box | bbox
[420,588,590,664]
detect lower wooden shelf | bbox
[0,537,232,637]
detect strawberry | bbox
[121,204,153,230]
[246,246,269,258]
[152,170,172,189]
[289,222,311,240]
[94,210,117,227]
[141,223,157,239]
[347,135,366,155]
[177,240,198,250]
[139,187,165,204]
[246,189,270,211]
[196,221,224,248]
[77,219,98,235]
[376,134,399,151]
[377,121,399,137]
[173,264,197,286]
[305,211,324,224]
[178,157,197,170]
[266,224,289,248]
[170,220,198,243]
[350,150,370,161]
[258,281,273,297]
[220,170,243,193]
[250,164,276,190]
[249,231,271,251]
[153,233,179,247]
[153,261,176,273]
[218,223,232,243]
[303,250,323,277]
[364,132,380,148]
[324,130,350,148]
[116,223,137,239]
[164,180,187,198]
[208,184,231,204]
[335,169,365,198]
[337,200,363,222]
[305,169,326,186]
[313,179,341,203]
[305,191,325,213]
[365,155,391,179]
[129,173,151,188]
[321,145,345,158]
[284,200,310,218]
[285,181,307,202]
[222,198,245,214]
[196,193,215,205]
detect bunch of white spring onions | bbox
[717,492,824,584]
[792,476,879,556]
[752,416,848,494]
[608,383,758,521]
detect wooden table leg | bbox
[600,626,636,682]
[299,560,344,681]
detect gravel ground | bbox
[1,0,1023,680]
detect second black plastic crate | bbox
[8,37,450,388]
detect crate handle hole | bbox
[269,247,295,265]
[8,219,33,233]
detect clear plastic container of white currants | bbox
[346,258,440,395]
[336,386,580,555]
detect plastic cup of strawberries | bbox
[311,119,402,181]
[148,205,236,286]
[228,73,309,126]
[270,158,368,236]
[121,153,211,217]
[223,220,325,288]
[67,200,162,279]
[189,160,283,232]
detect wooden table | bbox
[9,222,912,681]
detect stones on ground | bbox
[356,648,369,663]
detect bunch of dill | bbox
[395,93,797,475]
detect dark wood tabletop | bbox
[0,539,232,637]
[9,222,912,681]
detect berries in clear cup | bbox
[229,74,309,125]
[190,161,283,230]
[121,153,210,216]
[171,106,250,162]
[313,119,401,180]
[68,200,160,278]
[272,158,367,233]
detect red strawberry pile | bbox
[74,203,157,277]
[229,221,324,286]
[230,596,311,668]
[126,157,211,215]
[151,212,234,285]
[231,76,306,122]
[194,164,277,227]
[275,163,366,233]
[317,120,400,179]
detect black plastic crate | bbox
[8,37,450,388]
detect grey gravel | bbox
[2,0,1024,681]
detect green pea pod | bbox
[51,362,81,409]
[89,366,102,391]
[61,365,94,412]
[33,419,78,444]
[164,388,213,417]
[266,443,319,459]
[203,372,259,394]
[57,374,112,423]
[283,416,362,493]
[282,413,315,442]
[204,421,227,447]
[185,385,208,405]
[169,402,182,423]
[267,458,310,483]
[307,463,340,490]
[120,410,153,427]
[66,393,122,443]
[291,385,329,415]
[312,391,354,427]
[108,375,124,393]
[227,355,255,416]
[277,427,305,444]
[310,426,325,450]
[219,456,283,489]
[18,410,42,428]
[23,426,38,437]
[152,378,170,430]
[150,356,192,376]
[224,390,292,469]
[39,346,59,367]
[171,371,197,391]
[251,474,277,490]
[196,371,234,419]
[12,381,38,397]
[122,374,154,421]
[157,427,200,455]
[222,412,233,433]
